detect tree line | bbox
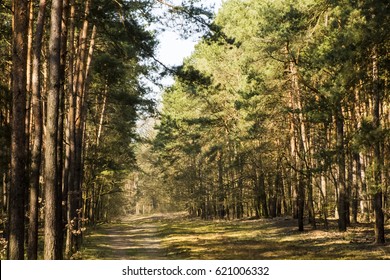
[146,0,389,244]
[0,0,167,260]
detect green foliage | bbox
[157,0,215,39]
[91,0,157,58]
[146,0,390,226]
[352,118,389,151]
[79,0,161,222]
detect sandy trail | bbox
[82,214,174,259]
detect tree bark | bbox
[288,54,305,231]
[66,0,94,257]
[28,0,47,260]
[74,0,92,219]
[372,45,385,244]
[64,0,76,259]
[8,0,29,260]
[44,0,63,260]
[25,1,33,163]
[335,98,347,232]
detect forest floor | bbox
[80,212,390,260]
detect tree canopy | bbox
[146,0,390,243]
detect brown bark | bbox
[297,174,305,232]
[28,0,47,260]
[335,99,347,232]
[8,0,29,260]
[25,1,33,156]
[288,55,305,231]
[44,0,63,260]
[64,0,76,259]
[372,46,385,244]
[66,0,96,258]
[74,0,92,216]
[96,84,108,147]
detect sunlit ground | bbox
[80,213,390,260]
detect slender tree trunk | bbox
[66,0,94,257]
[55,0,70,258]
[372,45,385,244]
[253,169,260,218]
[307,172,316,229]
[28,0,47,260]
[351,163,359,224]
[288,55,305,231]
[335,99,347,232]
[96,84,108,147]
[74,0,92,222]
[65,0,76,259]
[217,151,225,218]
[290,121,298,220]
[44,0,63,260]
[320,172,329,229]
[25,1,33,172]
[258,171,268,217]
[8,0,29,260]
[297,174,305,232]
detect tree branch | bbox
[156,0,180,10]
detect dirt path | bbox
[81,214,170,260]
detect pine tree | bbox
[8,0,29,260]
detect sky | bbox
[137,0,223,134]
[155,0,223,86]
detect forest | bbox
[0,0,389,260]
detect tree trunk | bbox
[258,171,268,218]
[288,55,305,231]
[217,151,225,218]
[372,45,385,244]
[8,0,29,260]
[55,0,70,258]
[335,99,347,232]
[66,0,94,257]
[297,174,305,232]
[25,0,33,169]
[28,0,47,260]
[307,172,316,229]
[350,152,358,224]
[290,122,298,220]
[320,173,329,229]
[65,0,76,259]
[44,0,63,260]
[25,1,33,169]
[74,0,92,216]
